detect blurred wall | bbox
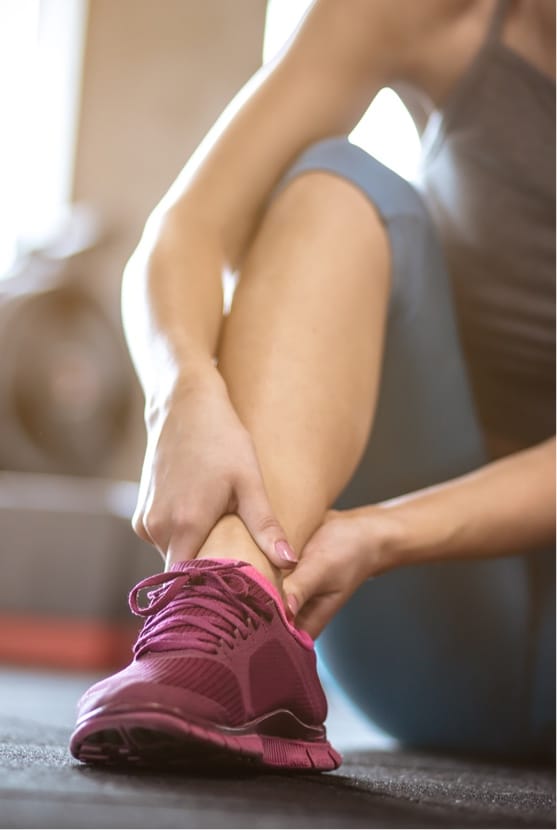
[71,0,267,481]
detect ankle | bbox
[168,514,283,590]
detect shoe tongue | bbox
[167,559,314,649]
[169,558,243,574]
[163,559,277,636]
[169,558,281,605]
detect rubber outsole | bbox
[70,707,342,772]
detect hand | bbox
[283,507,396,638]
[132,369,296,568]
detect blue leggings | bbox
[277,138,555,758]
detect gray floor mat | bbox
[0,715,554,829]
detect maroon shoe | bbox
[69,559,341,771]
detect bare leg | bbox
[169,173,391,586]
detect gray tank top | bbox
[419,0,555,453]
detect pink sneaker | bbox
[69,559,341,771]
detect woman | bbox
[70,0,555,769]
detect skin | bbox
[122,0,555,634]
[285,436,556,636]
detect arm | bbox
[285,438,555,636]
[122,0,427,399]
[383,437,555,567]
[122,0,447,563]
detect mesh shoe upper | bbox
[76,559,328,730]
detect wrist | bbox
[375,494,460,569]
[144,357,226,427]
[345,505,411,577]
[376,504,421,569]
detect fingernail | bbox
[275,540,298,563]
[286,594,299,617]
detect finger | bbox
[132,508,154,545]
[282,553,327,618]
[132,507,170,566]
[295,593,341,640]
[141,496,218,564]
[164,501,225,565]
[237,479,298,569]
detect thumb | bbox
[282,553,325,619]
[284,555,340,639]
[236,478,298,570]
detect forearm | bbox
[379,437,556,568]
[121,209,228,413]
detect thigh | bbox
[279,137,554,757]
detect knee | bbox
[276,136,428,226]
[260,147,392,273]
[273,137,438,296]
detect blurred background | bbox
[0,0,418,747]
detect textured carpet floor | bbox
[0,714,554,829]
[0,668,554,829]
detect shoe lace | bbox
[129,563,273,658]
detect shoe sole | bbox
[70,705,342,772]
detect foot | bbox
[69,559,341,771]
